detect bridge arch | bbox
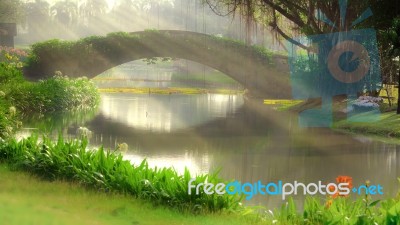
[24,30,290,98]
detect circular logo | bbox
[327,40,370,84]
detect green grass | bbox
[0,135,242,213]
[0,164,263,225]
[334,111,400,138]
[98,87,244,95]
[171,72,239,85]
[263,99,304,111]
[4,146,400,225]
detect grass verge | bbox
[263,99,304,111]
[334,111,400,138]
[0,164,261,225]
[98,87,244,95]
[3,160,400,225]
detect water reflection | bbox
[100,93,243,132]
[123,150,211,175]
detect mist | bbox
[7,0,284,51]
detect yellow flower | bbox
[9,106,16,116]
[5,53,12,60]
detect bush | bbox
[5,75,100,113]
[0,95,17,138]
[0,46,100,137]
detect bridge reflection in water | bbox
[100,93,243,132]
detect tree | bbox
[51,0,78,28]
[0,0,24,24]
[384,18,400,113]
[206,0,398,50]
[25,0,51,40]
[79,0,108,28]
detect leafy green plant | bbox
[0,135,242,214]
[6,75,100,114]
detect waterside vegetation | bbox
[0,47,99,138]
[0,135,242,213]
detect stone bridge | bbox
[24,30,291,98]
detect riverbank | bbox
[0,164,261,225]
[268,98,400,140]
[334,111,400,138]
[98,87,244,95]
[0,136,241,213]
[2,135,400,225]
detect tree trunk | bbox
[385,85,392,107]
[397,69,400,114]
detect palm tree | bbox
[25,0,50,39]
[51,0,78,28]
[79,0,108,28]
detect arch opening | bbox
[92,58,244,93]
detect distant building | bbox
[0,23,17,47]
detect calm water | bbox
[19,93,400,209]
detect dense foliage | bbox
[0,46,100,138]
[263,195,400,225]
[7,75,100,113]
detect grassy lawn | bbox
[0,164,265,225]
[98,87,244,95]
[171,72,239,85]
[334,111,400,138]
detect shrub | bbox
[6,75,100,113]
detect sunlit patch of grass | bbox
[0,164,262,225]
[170,71,239,85]
[263,99,304,111]
[98,87,244,95]
[334,111,400,138]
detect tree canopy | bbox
[206,0,400,49]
